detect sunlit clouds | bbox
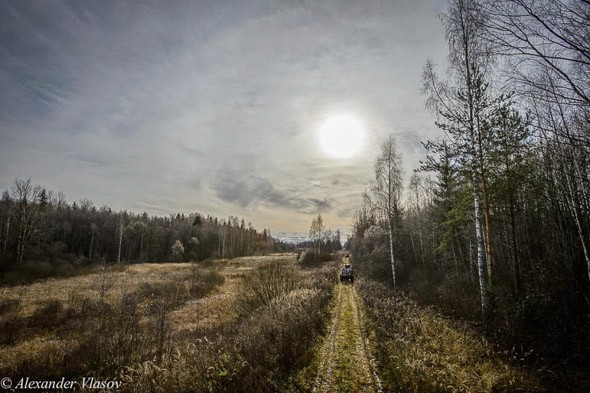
[0,0,447,237]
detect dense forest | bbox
[351,0,589,377]
[0,178,288,281]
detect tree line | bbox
[0,178,284,276]
[350,0,589,367]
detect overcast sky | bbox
[0,0,448,238]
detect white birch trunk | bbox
[117,221,123,264]
[16,207,26,265]
[139,231,143,261]
[3,215,10,253]
[473,172,488,325]
[89,228,95,261]
[387,216,396,287]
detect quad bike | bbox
[339,264,354,283]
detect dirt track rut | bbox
[313,278,382,393]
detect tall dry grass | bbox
[358,279,542,393]
[121,260,337,393]
[0,262,224,380]
[0,254,337,392]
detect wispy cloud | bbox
[0,0,447,235]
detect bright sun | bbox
[319,115,365,158]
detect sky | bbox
[0,0,448,240]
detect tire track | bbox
[313,282,342,392]
[313,280,382,393]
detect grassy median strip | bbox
[311,282,381,393]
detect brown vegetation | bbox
[0,254,337,392]
[358,278,541,393]
[121,256,336,393]
[0,261,225,380]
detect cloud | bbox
[211,169,334,215]
[0,0,448,235]
[308,198,333,212]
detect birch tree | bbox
[365,135,403,287]
[422,0,495,325]
[171,240,185,261]
[89,223,97,261]
[481,0,590,114]
[309,214,325,260]
[0,191,12,254]
[117,219,124,264]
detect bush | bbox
[232,287,330,392]
[0,298,20,315]
[299,251,334,266]
[236,262,299,315]
[406,267,480,321]
[0,315,25,345]
[188,264,225,298]
[29,299,65,329]
[0,260,89,285]
[120,261,336,393]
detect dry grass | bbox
[0,253,338,392]
[170,254,296,335]
[0,263,195,317]
[170,286,237,334]
[358,279,542,393]
[0,259,228,380]
[121,256,337,393]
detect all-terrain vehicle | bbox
[340,264,354,283]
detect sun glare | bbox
[319,115,365,158]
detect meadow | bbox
[0,254,336,392]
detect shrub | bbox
[0,315,25,345]
[0,298,20,315]
[232,287,330,392]
[299,251,334,266]
[236,262,299,315]
[188,264,225,298]
[120,261,336,393]
[29,299,65,330]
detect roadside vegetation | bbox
[348,0,590,391]
[0,254,337,392]
[359,278,540,393]
[121,257,336,393]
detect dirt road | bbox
[313,277,383,393]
